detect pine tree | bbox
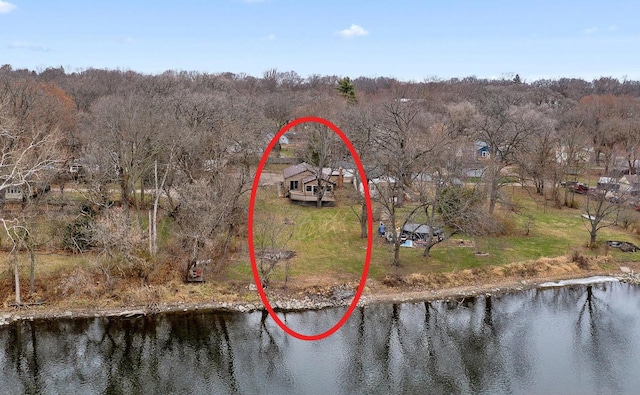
[336,77,357,104]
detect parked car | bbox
[562,181,589,194]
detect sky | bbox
[1,0,639,82]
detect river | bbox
[1,278,639,394]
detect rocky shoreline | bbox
[1,271,634,327]
[617,266,640,285]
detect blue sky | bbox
[1,0,639,82]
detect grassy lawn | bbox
[226,185,640,286]
[6,183,640,304]
[279,146,296,158]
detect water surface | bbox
[1,280,639,394]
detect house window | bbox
[306,185,312,192]
[326,185,332,192]
[290,180,299,190]
[481,150,488,158]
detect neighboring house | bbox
[464,167,485,178]
[475,141,490,160]
[4,186,24,202]
[359,175,396,199]
[618,175,640,196]
[555,145,591,166]
[282,162,336,203]
[2,183,51,202]
[330,160,357,187]
[69,162,82,174]
[265,132,291,146]
[613,157,640,175]
[279,134,290,145]
[68,157,102,180]
[597,177,619,191]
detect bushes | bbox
[617,208,640,233]
[62,204,97,253]
[571,250,591,270]
[93,207,150,276]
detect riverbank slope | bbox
[2,255,638,325]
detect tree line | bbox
[1,64,640,301]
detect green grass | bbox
[226,185,640,285]
[279,146,296,159]
[12,183,640,291]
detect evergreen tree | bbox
[337,76,357,103]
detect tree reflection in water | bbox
[1,282,640,394]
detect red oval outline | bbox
[248,116,373,341]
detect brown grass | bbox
[380,254,609,290]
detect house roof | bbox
[620,175,640,184]
[284,162,339,181]
[402,223,443,235]
[302,173,335,185]
[598,176,617,184]
[283,162,315,179]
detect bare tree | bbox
[253,211,296,288]
[89,93,169,213]
[467,87,533,213]
[576,95,621,174]
[298,122,345,208]
[514,104,558,195]
[369,96,440,265]
[0,91,63,299]
[170,92,269,273]
[340,101,379,238]
[557,103,591,207]
[93,206,147,275]
[583,189,622,248]
[611,96,640,174]
[2,218,30,305]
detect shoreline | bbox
[2,269,637,326]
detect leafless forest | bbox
[1,64,640,301]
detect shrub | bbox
[571,250,590,270]
[93,207,150,277]
[62,204,97,253]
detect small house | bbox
[4,186,24,202]
[3,183,51,202]
[619,175,640,196]
[465,167,485,178]
[282,162,336,203]
[279,134,290,145]
[359,175,396,199]
[475,141,490,160]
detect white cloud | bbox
[582,27,598,34]
[260,33,276,42]
[7,42,50,52]
[337,24,369,38]
[0,1,17,14]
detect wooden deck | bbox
[288,190,335,202]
